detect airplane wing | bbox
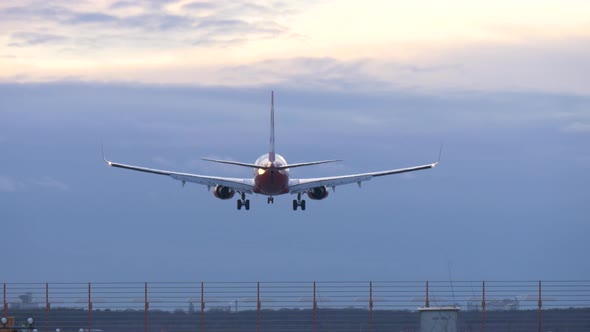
[289,151,441,194]
[104,159,255,194]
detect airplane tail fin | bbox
[201,91,343,170]
[269,91,276,163]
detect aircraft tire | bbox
[245,200,250,210]
[301,200,306,211]
[237,199,242,210]
[292,200,298,211]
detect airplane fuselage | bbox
[253,153,290,195]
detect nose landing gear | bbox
[267,196,274,204]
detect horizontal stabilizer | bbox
[202,158,266,169]
[203,158,341,170]
[276,160,341,170]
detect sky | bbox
[0,0,589,283]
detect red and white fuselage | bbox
[253,153,290,195]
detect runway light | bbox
[1,317,7,325]
[26,317,34,326]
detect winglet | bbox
[434,144,443,166]
[101,144,112,166]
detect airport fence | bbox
[0,281,589,332]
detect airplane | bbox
[103,91,441,211]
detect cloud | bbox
[0,1,304,50]
[1,4,190,31]
[563,122,590,133]
[30,176,70,191]
[9,32,67,47]
[190,17,286,46]
[197,18,254,30]
[3,3,585,94]
[109,1,142,10]
[1,1,589,95]
[119,13,194,31]
[66,12,118,24]
[182,2,218,11]
[182,1,305,16]
[210,36,590,94]
[0,3,71,22]
[217,57,391,91]
[215,56,459,93]
[0,175,69,192]
[414,38,590,95]
[0,176,18,192]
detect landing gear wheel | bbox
[267,197,274,204]
[293,193,306,211]
[237,193,249,211]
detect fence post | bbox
[313,282,317,332]
[46,283,50,332]
[3,283,6,318]
[369,281,373,332]
[538,281,542,332]
[201,282,205,332]
[88,283,92,332]
[144,282,149,332]
[425,281,430,308]
[257,282,261,332]
[482,281,486,332]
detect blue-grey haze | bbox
[0,83,588,282]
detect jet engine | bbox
[306,186,329,200]
[213,185,235,200]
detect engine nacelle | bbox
[213,185,235,200]
[306,186,329,200]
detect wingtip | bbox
[430,144,443,167]
[101,144,112,166]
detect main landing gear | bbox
[292,193,306,211]
[237,193,250,210]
